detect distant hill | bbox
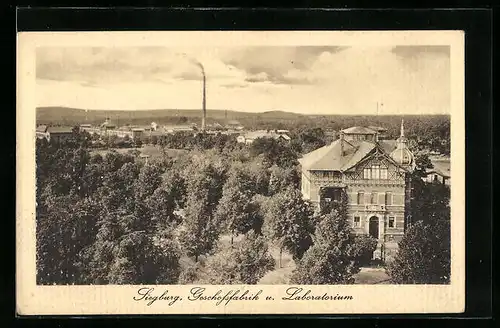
[36,106,306,126]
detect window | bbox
[363,165,388,180]
[388,216,395,228]
[353,216,361,228]
[371,192,378,204]
[385,192,392,205]
[357,191,365,204]
[372,165,380,179]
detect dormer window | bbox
[363,164,389,180]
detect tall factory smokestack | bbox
[190,59,206,132]
[201,67,206,132]
[183,55,207,132]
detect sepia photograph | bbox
[17,30,465,315]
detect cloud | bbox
[36,46,450,115]
[36,47,179,84]
[221,46,348,85]
[36,46,252,89]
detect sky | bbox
[36,45,450,115]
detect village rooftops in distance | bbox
[237,129,291,145]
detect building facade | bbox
[298,121,415,262]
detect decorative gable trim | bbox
[343,143,409,174]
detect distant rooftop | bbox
[243,130,288,140]
[368,126,388,133]
[36,125,48,133]
[340,126,378,135]
[47,126,74,134]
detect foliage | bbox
[249,137,298,169]
[264,187,315,265]
[409,178,450,226]
[214,175,263,239]
[36,136,182,285]
[204,231,275,284]
[268,165,300,196]
[290,127,327,154]
[352,235,378,266]
[291,208,361,284]
[386,219,450,284]
[178,161,227,261]
[413,154,434,178]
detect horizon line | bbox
[36,106,450,117]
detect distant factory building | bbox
[226,120,244,131]
[100,118,117,135]
[36,125,49,139]
[45,126,75,143]
[237,130,291,145]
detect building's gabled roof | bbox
[368,126,388,133]
[426,158,450,178]
[36,125,48,133]
[340,126,377,135]
[299,139,402,172]
[47,126,74,134]
[378,140,398,154]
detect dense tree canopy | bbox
[263,187,315,266]
[204,231,275,284]
[290,208,361,285]
[35,114,450,285]
[387,219,450,284]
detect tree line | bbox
[36,128,450,285]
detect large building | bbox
[36,125,75,143]
[237,130,291,145]
[298,121,415,261]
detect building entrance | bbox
[369,216,379,239]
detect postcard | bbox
[16,30,465,315]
